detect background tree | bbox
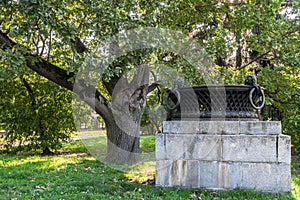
[158,0,300,150]
[0,71,75,155]
[0,0,299,162]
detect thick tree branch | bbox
[27,56,75,90]
[236,51,271,70]
[0,30,111,119]
[21,77,34,95]
[72,37,88,53]
[0,30,74,90]
[0,31,16,49]
[102,74,121,96]
[147,82,160,94]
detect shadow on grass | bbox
[0,152,298,200]
[0,135,299,200]
[0,156,122,199]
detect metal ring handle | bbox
[249,87,265,110]
[166,90,180,110]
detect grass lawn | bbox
[0,133,299,200]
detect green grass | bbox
[0,134,299,200]
[72,130,107,139]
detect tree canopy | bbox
[0,0,299,159]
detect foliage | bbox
[215,64,300,149]
[0,72,75,154]
[257,67,300,150]
[158,0,300,148]
[141,91,164,135]
[0,138,299,199]
[1,0,299,155]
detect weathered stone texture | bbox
[163,121,282,135]
[164,134,222,161]
[278,135,291,164]
[156,121,291,193]
[222,135,277,162]
[155,133,166,160]
[241,163,291,192]
[239,121,282,135]
[156,160,291,192]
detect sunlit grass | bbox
[124,161,156,184]
[72,130,106,139]
[292,179,300,199]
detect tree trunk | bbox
[104,83,147,164]
[102,65,149,164]
[105,120,140,164]
[22,77,53,155]
[39,121,54,155]
[42,146,54,156]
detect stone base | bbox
[155,121,291,193]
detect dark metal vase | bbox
[166,85,265,120]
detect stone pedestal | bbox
[155,121,291,193]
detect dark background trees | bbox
[0,72,75,154]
